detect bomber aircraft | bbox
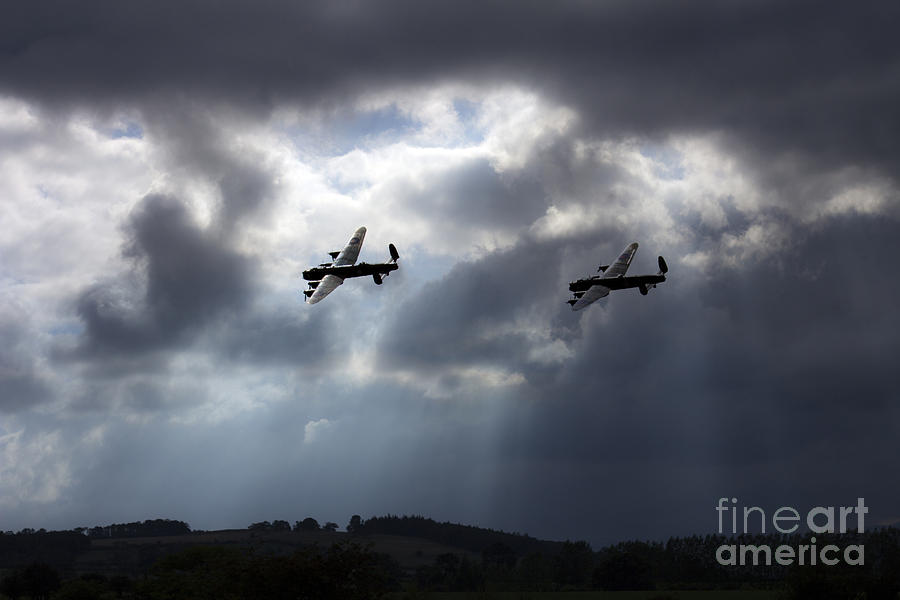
[567,242,668,311]
[302,226,399,304]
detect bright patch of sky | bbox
[110,121,144,139]
[639,142,685,181]
[278,88,489,165]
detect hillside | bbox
[73,528,482,577]
[0,516,561,578]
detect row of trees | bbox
[1,567,134,600]
[137,542,400,599]
[247,518,339,532]
[345,514,559,556]
[0,530,90,571]
[78,519,191,539]
[4,514,899,597]
[3,519,192,540]
[414,540,595,592]
[409,528,900,598]
[0,542,398,600]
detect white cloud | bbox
[0,429,71,509]
[303,418,332,444]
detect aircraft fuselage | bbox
[302,261,399,281]
[569,273,666,293]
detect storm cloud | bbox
[3,1,899,189]
[72,194,255,358]
[0,0,898,546]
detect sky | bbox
[1,0,899,546]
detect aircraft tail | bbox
[372,244,400,285]
[639,256,669,296]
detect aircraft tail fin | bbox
[372,244,400,285]
[658,255,668,275]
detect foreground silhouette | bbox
[2,515,899,598]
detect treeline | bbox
[410,527,900,598]
[0,530,90,570]
[0,542,398,600]
[3,515,899,597]
[79,518,191,539]
[349,514,561,556]
[247,518,339,532]
[415,539,593,592]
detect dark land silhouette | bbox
[1,516,898,598]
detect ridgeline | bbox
[1,515,898,598]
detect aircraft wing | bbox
[307,274,344,304]
[333,226,367,266]
[603,242,638,277]
[571,284,610,311]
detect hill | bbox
[0,515,562,578]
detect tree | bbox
[554,540,594,588]
[109,575,133,598]
[482,542,517,570]
[21,562,61,600]
[347,514,363,534]
[593,551,653,591]
[137,541,399,599]
[323,522,338,532]
[0,570,25,600]
[271,519,291,531]
[51,578,104,600]
[516,553,554,590]
[297,517,320,531]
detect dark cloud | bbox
[71,194,254,359]
[3,0,898,191]
[207,308,335,368]
[138,108,277,231]
[399,158,547,231]
[376,233,572,376]
[0,312,53,412]
[372,213,900,542]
